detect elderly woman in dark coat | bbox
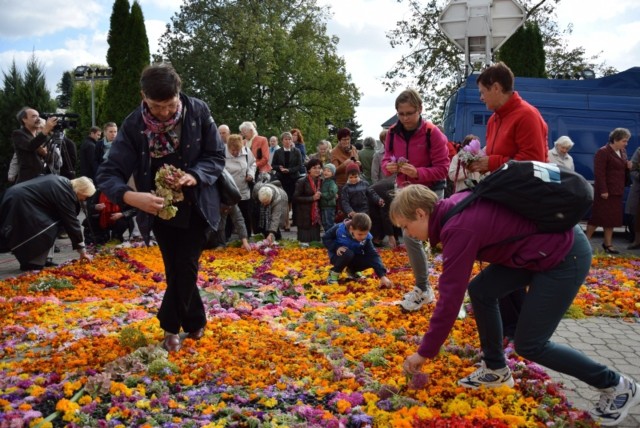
[586,127,633,253]
[294,158,323,244]
[0,175,94,270]
[271,131,304,230]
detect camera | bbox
[40,113,79,132]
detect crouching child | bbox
[322,213,393,288]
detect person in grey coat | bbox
[252,181,289,243]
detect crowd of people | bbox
[1,61,639,425]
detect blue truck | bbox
[441,67,640,183]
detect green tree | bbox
[106,0,130,75]
[155,0,360,146]
[21,54,56,114]
[56,71,74,109]
[384,0,616,121]
[69,69,110,142]
[496,22,546,77]
[104,0,149,125]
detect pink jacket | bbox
[381,120,449,188]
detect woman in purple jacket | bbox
[389,184,640,427]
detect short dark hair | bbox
[476,62,515,93]
[350,213,372,231]
[337,128,351,140]
[140,63,182,101]
[306,158,322,171]
[89,126,102,134]
[608,127,631,144]
[16,106,33,125]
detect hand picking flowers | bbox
[154,164,185,220]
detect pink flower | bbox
[458,139,485,164]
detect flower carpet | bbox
[1,241,639,427]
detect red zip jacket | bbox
[485,92,548,172]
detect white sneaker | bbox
[399,286,434,311]
[589,376,640,426]
[458,361,515,389]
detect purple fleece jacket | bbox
[417,192,574,358]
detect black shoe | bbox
[45,258,58,267]
[602,243,620,254]
[20,263,44,271]
[53,245,61,253]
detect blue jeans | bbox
[321,207,335,232]
[468,226,618,389]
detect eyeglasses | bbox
[397,110,418,118]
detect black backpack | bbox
[441,160,593,233]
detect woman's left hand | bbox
[403,353,427,375]
[399,163,418,178]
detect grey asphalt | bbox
[1,224,639,425]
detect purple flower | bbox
[408,372,429,390]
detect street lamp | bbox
[73,66,112,127]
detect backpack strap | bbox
[440,190,477,227]
[388,122,432,158]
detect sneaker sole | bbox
[396,300,426,312]
[458,376,515,389]
[597,381,640,426]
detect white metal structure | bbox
[439,0,526,73]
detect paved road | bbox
[1,224,639,425]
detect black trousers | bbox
[330,248,374,274]
[153,211,208,334]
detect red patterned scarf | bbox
[142,100,183,158]
[308,175,321,226]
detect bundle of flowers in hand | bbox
[390,155,409,167]
[458,138,485,165]
[154,164,184,219]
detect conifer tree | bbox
[21,54,56,113]
[56,71,74,109]
[104,0,150,125]
[497,22,546,78]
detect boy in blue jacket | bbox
[322,213,393,287]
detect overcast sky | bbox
[0,0,639,139]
